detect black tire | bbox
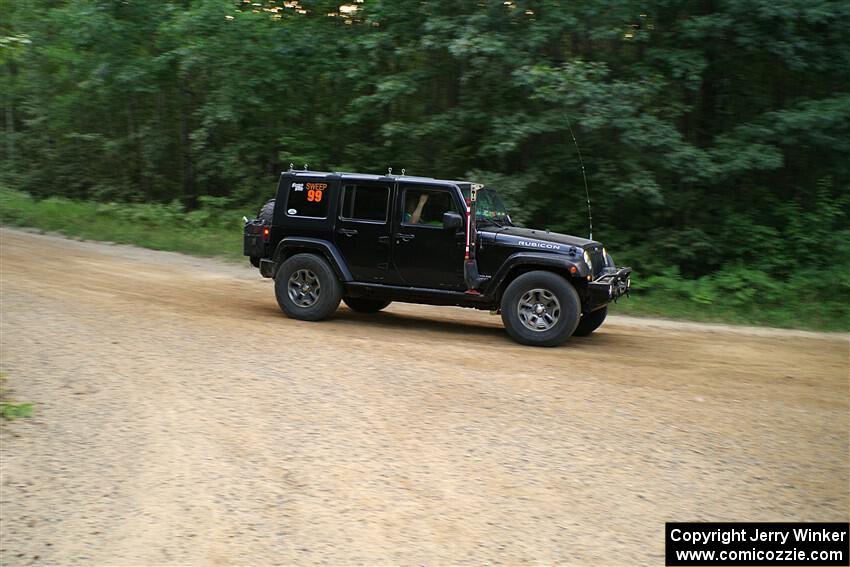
[573,306,608,337]
[275,253,341,321]
[250,199,276,267]
[343,297,392,313]
[257,198,275,223]
[500,271,581,347]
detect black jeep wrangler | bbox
[244,169,631,347]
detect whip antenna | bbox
[566,115,593,240]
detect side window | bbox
[402,187,458,227]
[340,185,389,223]
[285,181,329,218]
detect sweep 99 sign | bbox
[305,183,326,202]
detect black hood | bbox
[485,226,599,253]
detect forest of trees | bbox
[2,0,848,327]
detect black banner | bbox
[666,522,849,566]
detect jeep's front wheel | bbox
[500,271,581,347]
[275,253,341,321]
[343,297,392,313]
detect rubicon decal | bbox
[518,240,561,250]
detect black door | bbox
[392,184,466,289]
[334,182,394,282]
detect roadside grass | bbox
[1,186,847,332]
[611,294,835,331]
[0,373,33,421]
[1,401,34,420]
[0,187,247,261]
[611,263,850,331]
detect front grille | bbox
[587,246,606,277]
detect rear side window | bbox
[340,185,389,222]
[286,181,329,218]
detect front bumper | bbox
[586,267,632,307]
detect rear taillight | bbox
[262,227,270,241]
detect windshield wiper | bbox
[476,217,503,228]
[478,216,513,228]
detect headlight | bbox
[583,250,592,272]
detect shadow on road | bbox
[244,301,639,350]
[334,308,509,340]
[245,301,510,342]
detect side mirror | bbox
[442,211,463,230]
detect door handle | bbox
[395,233,415,243]
[337,228,359,237]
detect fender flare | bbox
[485,251,583,297]
[272,237,354,282]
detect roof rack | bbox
[281,165,466,185]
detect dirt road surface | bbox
[1,227,847,566]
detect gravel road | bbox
[1,227,848,566]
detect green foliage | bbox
[1,0,848,330]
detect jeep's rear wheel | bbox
[343,297,392,313]
[275,253,341,321]
[500,271,581,347]
[573,306,608,337]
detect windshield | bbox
[461,186,512,225]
